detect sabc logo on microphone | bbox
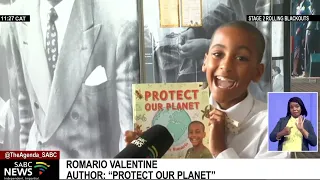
[147,146,158,158]
[131,137,158,158]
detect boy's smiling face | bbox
[202,26,264,109]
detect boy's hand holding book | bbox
[124,130,143,146]
[208,108,227,157]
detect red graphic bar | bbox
[0,151,60,160]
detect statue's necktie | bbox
[46,8,58,80]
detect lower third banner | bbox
[60,159,320,179]
[0,151,60,180]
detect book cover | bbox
[132,82,212,158]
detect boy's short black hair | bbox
[188,121,205,132]
[210,21,266,63]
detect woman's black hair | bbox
[286,97,308,117]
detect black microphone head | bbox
[115,125,174,158]
[140,125,174,157]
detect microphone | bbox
[115,125,174,158]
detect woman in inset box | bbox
[269,97,317,151]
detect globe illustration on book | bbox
[152,109,191,146]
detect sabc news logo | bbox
[34,162,50,175]
[4,161,50,177]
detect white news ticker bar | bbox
[60,159,319,179]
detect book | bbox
[132,82,211,158]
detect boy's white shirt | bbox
[209,92,290,158]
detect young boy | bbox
[185,121,212,158]
[125,21,290,158]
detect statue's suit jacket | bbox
[4,0,140,158]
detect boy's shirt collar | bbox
[209,91,254,124]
